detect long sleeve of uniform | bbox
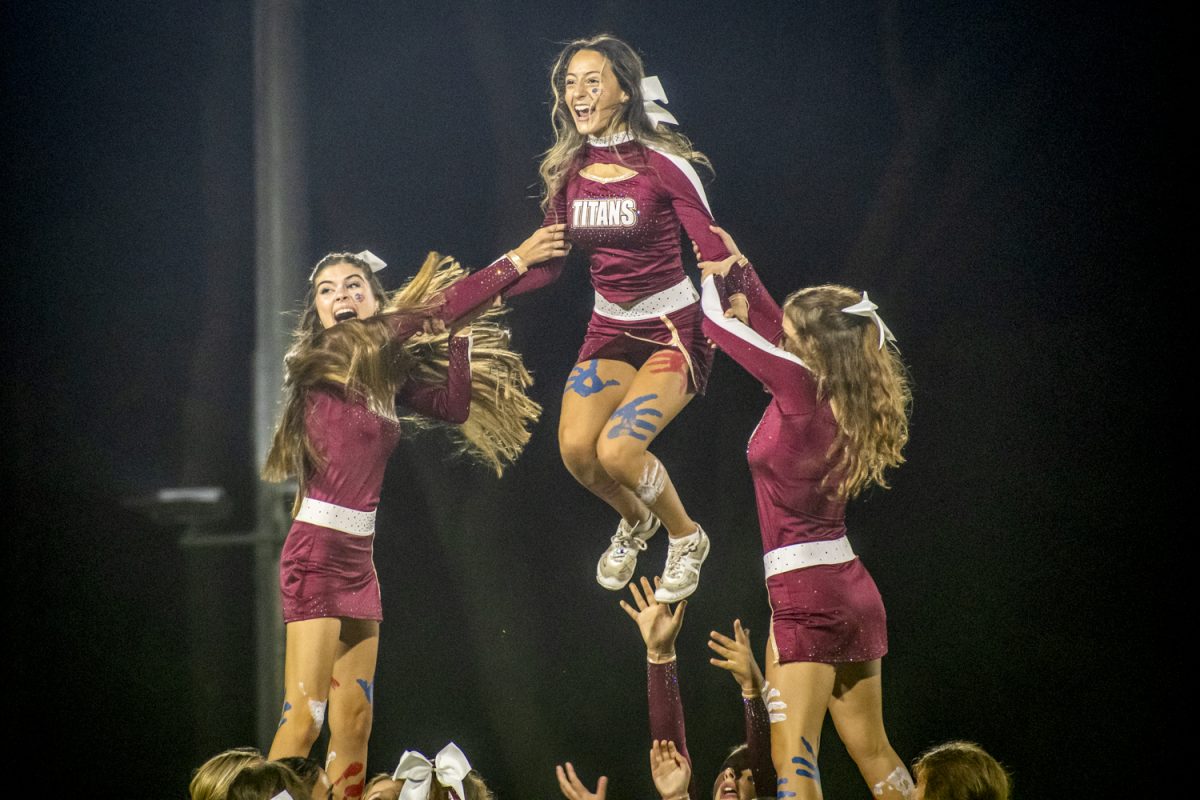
[396,335,471,424]
[700,275,815,414]
[647,660,699,800]
[647,148,730,262]
[724,260,784,345]
[503,192,569,299]
[383,256,522,341]
[742,692,777,799]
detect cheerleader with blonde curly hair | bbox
[697,226,913,800]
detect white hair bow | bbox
[841,291,897,350]
[393,743,472,800]
[641,75,678,128]
[268,792,293,800]
[308,249,388,281]
[355,250,387,273]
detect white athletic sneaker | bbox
[596,513,661,590]
[653,526,710,603]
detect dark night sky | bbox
[4,2,1163,797]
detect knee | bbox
[329,695,373,745]
[842,729,892,766]
[595,437,644,484]
[276,697,325,751]
[559,428,601,478]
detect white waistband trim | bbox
[763,536,856,577]
[593,276,698,321]
[295,497,376,536]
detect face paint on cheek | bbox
[353,293,364,303]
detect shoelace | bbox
[664,539,698,577]
[610,531,650,559]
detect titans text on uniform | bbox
[572,197,639,228]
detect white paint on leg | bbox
[635,456,666,505]
[308,698,328,732]
[764,682,788,723]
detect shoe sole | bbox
[596,570,633,591]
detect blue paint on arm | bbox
[356,679,374,705]
[802,737,816,756]
[564,360,620,397]
[606,394,663,441]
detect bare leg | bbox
[559,358,647,524]
[827,660,911,798]
[269,617,340,759]
[595,351,696,538]
[326,619,380,800]
[765,637,836,800]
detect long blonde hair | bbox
[783,285,911,499]
[262,253,541,502]
[539,34,711,211]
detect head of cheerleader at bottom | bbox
[912,740,1011,800]
[712,743,756,800]
[365,743,493,800]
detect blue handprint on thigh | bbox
[565,359,620,397]
[607,394,664,441]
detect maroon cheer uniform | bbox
[699,267,887,664]
[508,132,731,392]
[278,258,522,623]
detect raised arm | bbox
[709,621,777,800]
[699,225,784,343]
[381,257,524,344]
[700,275,815,413]
[396,333,471,423]
[620,577,699,800]
[725,260,785,345]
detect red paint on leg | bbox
[646,350,689,395]
[335,763,366,799]
[330,676,341,689]
[334,762,364,784]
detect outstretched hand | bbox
[511,223,570,271]
[620,576,686,661]
[650,740,691,800]
[708,618,765,696]
[555,762,607,800]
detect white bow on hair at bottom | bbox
[393,742,472,800]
